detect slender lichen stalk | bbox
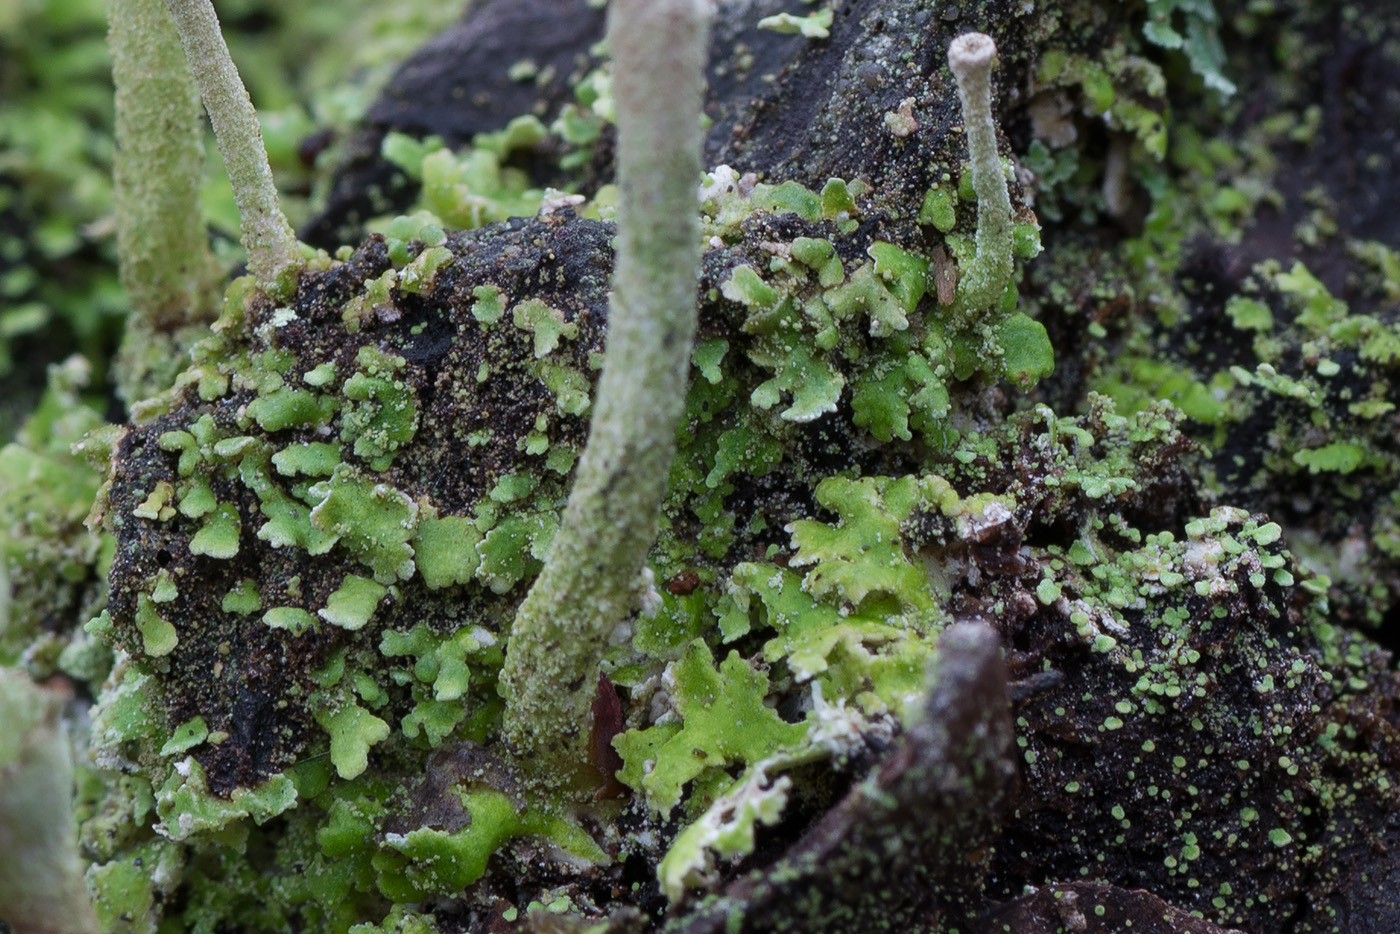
[110,0,220,333]
[109,0,223,403]
[163,0,302,299]
[500,0,710,783]
[948,32,1013,315]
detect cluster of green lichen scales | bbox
[79,7,1056,929]
[83,167,1040,930]
[10,0,1400,930]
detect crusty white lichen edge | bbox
[499,0,712,786]
[948,31,1014,315]
[655,683,900,903]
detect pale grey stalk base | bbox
[164,0,301,299]
[500,0,710,784]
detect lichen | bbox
[67,117,1059,928]
[10,0,1400,931]
[0,357,114,678]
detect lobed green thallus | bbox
[9,0,1400,931]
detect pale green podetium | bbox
[947,32,1014,318]
[108,0,223,404]
[162,0,303,298]
[499,0,711,786]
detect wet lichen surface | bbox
[5,0,1400,931]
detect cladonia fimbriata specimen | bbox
[163,0,303,299]
[15,0,1400,930]
[947,32,1013,318]
[108,0,222,404]
[499,0,711,785]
